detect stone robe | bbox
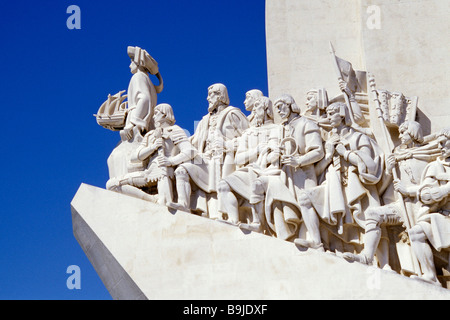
[221,121,280,202]
[107,70,158,182]
[415,158,450,252]
[311,127,384,239]
[126,70,157,131]
[178,106,249,193]
[256,116,324,240]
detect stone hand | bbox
[335,143,347,156]
[338,79,352,96]
[121,125,134,141]
[394,179,409,196]
[385,154,396,172]
[325,135,340,156]
[281,155,301,167]
[257,142,269,154]
[153,138,163,149]
[157,155,171,167]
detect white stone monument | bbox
[73,2,450,299]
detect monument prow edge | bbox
[71,183,450,300]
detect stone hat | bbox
[127,46,159,75]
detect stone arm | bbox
[234,134,254,167]
[167,140,198,166]
[283,126,324,168]
[339,79,365,125]
[399,172,450,204]
[131,134,159,162]
[266,135,283,166]
[335,144,373,169]
[219,111,249,152]
[298,145,324,167]
[418,180,450,205]
[338,133,383,185]
[296,129,324,167]
[128,92,151,131]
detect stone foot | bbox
[342,252,371,265]
[216,218,240,227]
[239,222,261,232]
[294,238,324,252]
[166,202,190,213]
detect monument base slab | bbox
[71,183,450,299]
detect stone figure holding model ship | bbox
[95,46,164,184]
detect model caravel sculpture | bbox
[95,90,128,131]
[94,45,450,289]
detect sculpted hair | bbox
[326,102,353,126]
[155,103,175,125]
[256,96,274,119]
[274,94,300,114]
[399,121,424,144]
[246,89,263,99]
[208,83,230,106]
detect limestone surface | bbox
[71,183,450,299]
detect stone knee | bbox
[217,180,231,194]
[297,191,312,208]
[364,207,384,232]
[408,225,426,243]
[174,166,189,182]
[250,179,265,204]
[106,177,122,191]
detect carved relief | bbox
[95,46,450,288]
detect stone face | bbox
[71,184,450,299]
[266,0,450,135]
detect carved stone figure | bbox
[99,46,164,183]
[217,96,279,230]
[342,121,440,271]
[120,46,163,141]
[106,103,196,206]
[243,89,263,125]
[302,88,330,128]
[170,83,249,216]
[94,45,450,289]
[248,94,325,245]
[393,128,450,285]
[312,102,385,252]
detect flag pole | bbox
[368,73,421,275]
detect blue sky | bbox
[0,0,267,299]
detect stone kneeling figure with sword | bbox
[106,103,197,206]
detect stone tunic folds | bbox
[178,106,249,193]
[415,158,450,251]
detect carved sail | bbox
[94,90,128,131]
